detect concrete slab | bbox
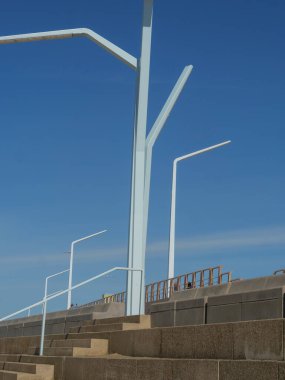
[207,303,242,324]
[161,326,196,359]
[233,319,283,361]
[175,298,207,326]
[151,302,176,328]
[194,324,233,360]
[242,299,283,321]
[219,360,278,380]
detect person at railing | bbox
[186,282,193,289]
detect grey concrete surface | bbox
[0,303,125,338]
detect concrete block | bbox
[241,287,284,302]
[242,299,283,321]
[105,358,137,379]
[187,359,219,380]
[172,359,219,380]
[151,301,176,328]
[63,357,106,380]
[22,324,41,337]
[233,319,283,360]
[136,358,172,380]
[207,293,242,306]
[219,360,278,380]
[45,323,66,335]
[6,324,23,337]
[0,327,7,338]
[161,326,196,359]
[109,330,135,356]
[194,324,233,359]
[207,303,242,324]
[175,298,207,326]
[65,314,92,323]
[133,329,162,357]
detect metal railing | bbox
[81,265,232,307]
[0,267,143,356]
[145,266,231,303]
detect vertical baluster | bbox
[151,284,154,302]
[218,266,222,284]
[209,268,213,286]
[157,282,161,300]
[177,276,181,291]
[200,271,204,287]
[170,279,174,296]
[192,272,196,288]
[145,286,149,303]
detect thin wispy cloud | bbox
[148,225,285,255]
[1,225,285,267]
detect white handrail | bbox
[0,267,143,356]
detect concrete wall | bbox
[151,274,285,328]
[170,274,285,302]
[0,303,124,338]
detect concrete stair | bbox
[1,315,285,379]
[69,314,150,333]
[69,322,145,334]
[0,361,54,380]
[28,339,108,357]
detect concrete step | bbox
[70,322,144,334]
[105,318,285,361]
[55,356,285,380]
[28,339,108,357]
[76,315,151,330]
[0,370,44,380]
[50,338,108,350]
[0,357,20,364]
[93,314,150,326]
[0,363,53,380]
[3,353,284,379]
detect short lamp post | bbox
[168,140,231,282]
[67,230,107,310]
[44,269,70,302]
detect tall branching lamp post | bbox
[0,0,193,315]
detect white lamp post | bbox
[168,140,231,282]
[67,230,107,309]
[44,269,70,302]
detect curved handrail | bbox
[0,266,143,356]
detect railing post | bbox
[200,271,204,287]
[145,286,149,304]
[156,282,160,300]
[218,266,222,285]
[209,268,213,286]
[192,272,196,288]
[151,284,154,302]
[39,298,47,356]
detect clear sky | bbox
[0,0,284,315]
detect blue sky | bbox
[0,0,284,315]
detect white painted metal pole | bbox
[67,230,107,310]
[142,66,193,262]
[168,160,178,281]
[168,140,231,283]
[45,269,69,302]
[39,299,47,356]
[0,28,137,70]
[127,0,154,316]
[67,243,74,310]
